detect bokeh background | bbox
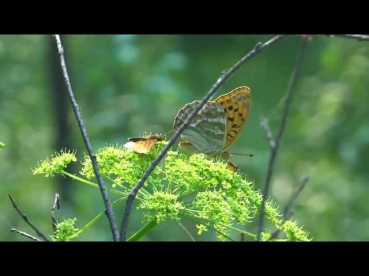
[1,34,368,241]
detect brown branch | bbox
[119,35,286,241]
[51,193,60,233]
[11,228,42,241]
[257,36,309,241]
[330,34,369,41]
[270,176,310,240]
[8,194,49,241]
[53,35,119,241]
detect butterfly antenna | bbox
[229,152,254,157]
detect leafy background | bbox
[1,34,368,241]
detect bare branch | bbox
[330,34,369,41]
[259,117,276,150]
[53,35,119,241]
[270,176,310,240]
[257,36,309,241]
[11,228,42,241]
[282,176,309,219]
[119,35,286,241]
[8,194,49,241]
[51,193,60,233]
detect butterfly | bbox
[173,86,251,160]
[226,160,239,172]
[123,134,164,154]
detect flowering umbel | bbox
[33,140,310,241]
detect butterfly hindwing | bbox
[173,101,227,156]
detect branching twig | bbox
[282,176,309,219]
[331,34,369,41]
[53,35,119,241]
[270,176,310,240]
[11,228,41,241]
[119,35,286,241]
[8,194,49,241]
[259,117,276,150]
[257,36,309,241]
[51,193,60,233]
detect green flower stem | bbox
[62,171,125,196]
[179,212,233,241]
[68,197,125,240]
[180,210,256,239]
[178,190,198,201]
[63,171,150,199]
[128,220,158,241]
[177,220,195,241]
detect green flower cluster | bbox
[51,218,79,241]
[33,140,310,241]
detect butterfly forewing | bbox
[214,86,251,150]
[173,101,227,156]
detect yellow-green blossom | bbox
[33,149,77,177]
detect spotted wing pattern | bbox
[214,86,251,151]
[173,86,251,159]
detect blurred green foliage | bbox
[1,34,369,241]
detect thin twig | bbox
[51,193,60,233]
[257,36,309,241]
[331,34,369,41]
[119,35,286,241]
[8,194,49,241]
[282,177,309,219]
[11,228,42,241]
[259,117,276,150]
[53,35,119,241]
[270,176,310,240]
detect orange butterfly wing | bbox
[124,134,163,154]
[214,86,251,151]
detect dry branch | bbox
[53,35,119,241]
